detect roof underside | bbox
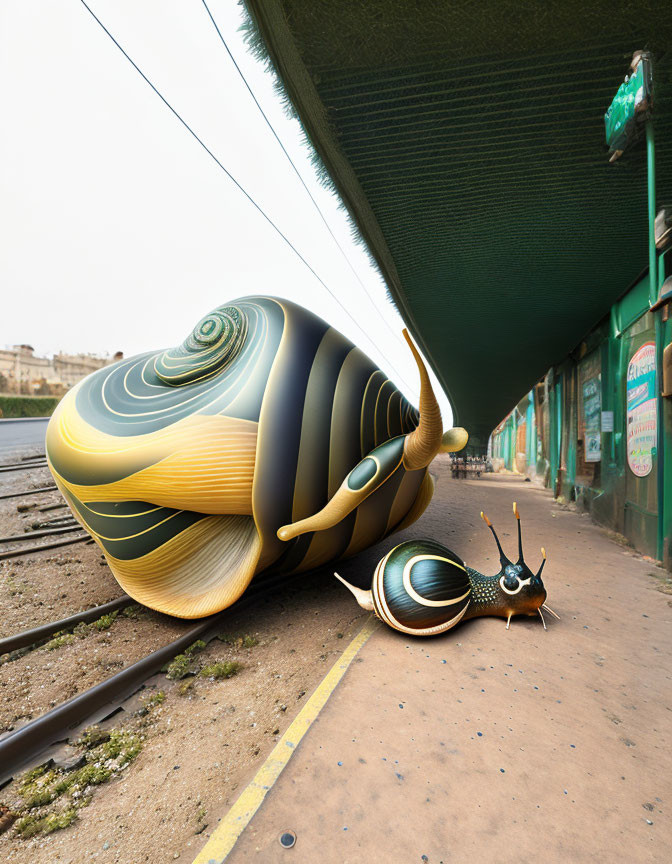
[244,1,672,444]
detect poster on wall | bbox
[582,375,602,462]
[626,341,657,477]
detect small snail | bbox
[335,502,559,635]
[46,297,467,619]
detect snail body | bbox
[46,296,467,619]
[336,503,558,635]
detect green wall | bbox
[491,265,671,568]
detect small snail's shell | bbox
[371,540,472,636]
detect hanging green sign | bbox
[605,53,652,159]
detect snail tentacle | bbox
[277,435,406,542]
[401,330,444,471]
[334,573,374,612]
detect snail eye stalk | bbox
[480,510,510,568]
[513,501,524,564]
[536,546,546,579]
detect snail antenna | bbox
[480,511,510,568]
[536,546,546,578]
[513,502,524,563]
[538,607,547,630]
[334,572,374,612]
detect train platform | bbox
[194,468,672,864]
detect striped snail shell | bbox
[46,296,468,620]
[154,306,247,385]
[360,540,471,636]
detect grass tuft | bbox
[199,661,241,680]
[165,640,207,680]
[217,632,259,649]
[177,679,194,696]
[43,633,74,651]
[92,611,118,631]
[13,728,143,837]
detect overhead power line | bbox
[199,0,407,352]
[77,0,416,396]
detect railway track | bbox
[0,454,46,469]
[0,595,133,655]
[0,486,58,502]
[0,475,89,559]
[0,462,48,474]
[0,533,90,561]
[0,570,300,787]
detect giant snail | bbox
[335,502,559,636]
[46,297,468,619]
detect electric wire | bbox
[77,0,417,396]
[198,0,410,361]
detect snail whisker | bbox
[505,612,512,631]
[537,607,547,630]
[542,603,560,620]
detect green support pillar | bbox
[647,120,665,561]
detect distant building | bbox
[0,345,122,396]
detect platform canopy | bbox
[243,1,672,446]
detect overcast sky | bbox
[0,0,453,425]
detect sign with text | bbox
[626,342,657,477]
[582,375,602,462]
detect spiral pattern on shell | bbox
[372,539,472,635]
[154,306,248,386]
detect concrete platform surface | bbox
[223,471,671,864]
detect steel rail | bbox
[38,503,68,513]
[0,569,302,786]
[0,524,83,544]
[0,463,48,474]
[0,595,133,656]
[0,486,58,501]
[0,534,89,561]
[30,516,77,527]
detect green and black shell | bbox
[46,296,444,619]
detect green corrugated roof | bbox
[243,1,672,447]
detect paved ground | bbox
[217,469,672,864]
[1,453,670,862]
[0,419,48,457]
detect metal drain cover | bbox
[278,830,296,849]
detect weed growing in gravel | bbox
[165,640,207,680]
[138,690,166,715]
[13,728,143,837]
[217,632,259,648]
[37,610,122,655]
[92,611,118,631]
[199,661,241,680]
[14,806,79,837]
[120,604,146,619]
[43,632,75,651]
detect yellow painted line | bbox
[191,615,379,864]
